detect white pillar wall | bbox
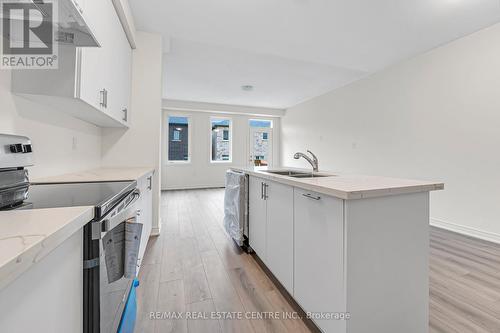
[101,31,163,233]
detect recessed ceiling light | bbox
[241,85,254,92]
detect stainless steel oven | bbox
[0,133,144,333]
[85,187,141,333]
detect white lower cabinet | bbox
[294,188,346,333]
[137,171,154,270]
[266,180,294,293]
[249,176,267,260]
[247,175,430,333]
[248,176,294,293]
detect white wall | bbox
[101,31,163,233]
[0,70,102,178]
[282,23,500,242]
[162,109,280,189]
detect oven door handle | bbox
[125,189,141,209]
[91,189,141,240]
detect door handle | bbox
[261,182,264,199]
[302,193,321,200]
[263,183,269,200]
[148,176,152,190]
[122,108,128,121]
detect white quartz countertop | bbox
[32,167,155,184]
[0,206,94,291]
[231,167,444,200]
[0,167,155,291]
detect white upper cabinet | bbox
[11,0,132,128]
[108,15,132,123]
[78,0,132,124]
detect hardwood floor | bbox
[137,188,500,333]
[430,228,500,332]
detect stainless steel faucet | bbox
[293,150,319,172]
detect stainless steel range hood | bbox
[53,0,100,47]
[2,0,100,47]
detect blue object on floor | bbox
[117,279,140,333]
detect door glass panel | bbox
[249,120,273,168]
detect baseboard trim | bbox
[150,224,161,236]
[430,218,500,244]
[162,184,225,190]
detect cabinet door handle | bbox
[261,182,264,199]
[148,176,152,190]
[99,89,105,107]
[264,183,269,200]
[302,193,321,200]
[122,108,128,122]
[104,89,108,108]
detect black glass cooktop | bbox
[27,181,135,218]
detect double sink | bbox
[262,170,333,179]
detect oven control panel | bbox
[0,134,34,169]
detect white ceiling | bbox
[129,0,500,109]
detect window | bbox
[168,116,190,162]
[249,119,272,128]
[211,118,231,162]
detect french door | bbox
[248,127,273,168]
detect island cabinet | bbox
[11,0,132,128]
[249,176,294,294]
[249,176,267,258]
[294,187,346,333]
[248,174,430,333]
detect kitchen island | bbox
[231,167,443,333]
